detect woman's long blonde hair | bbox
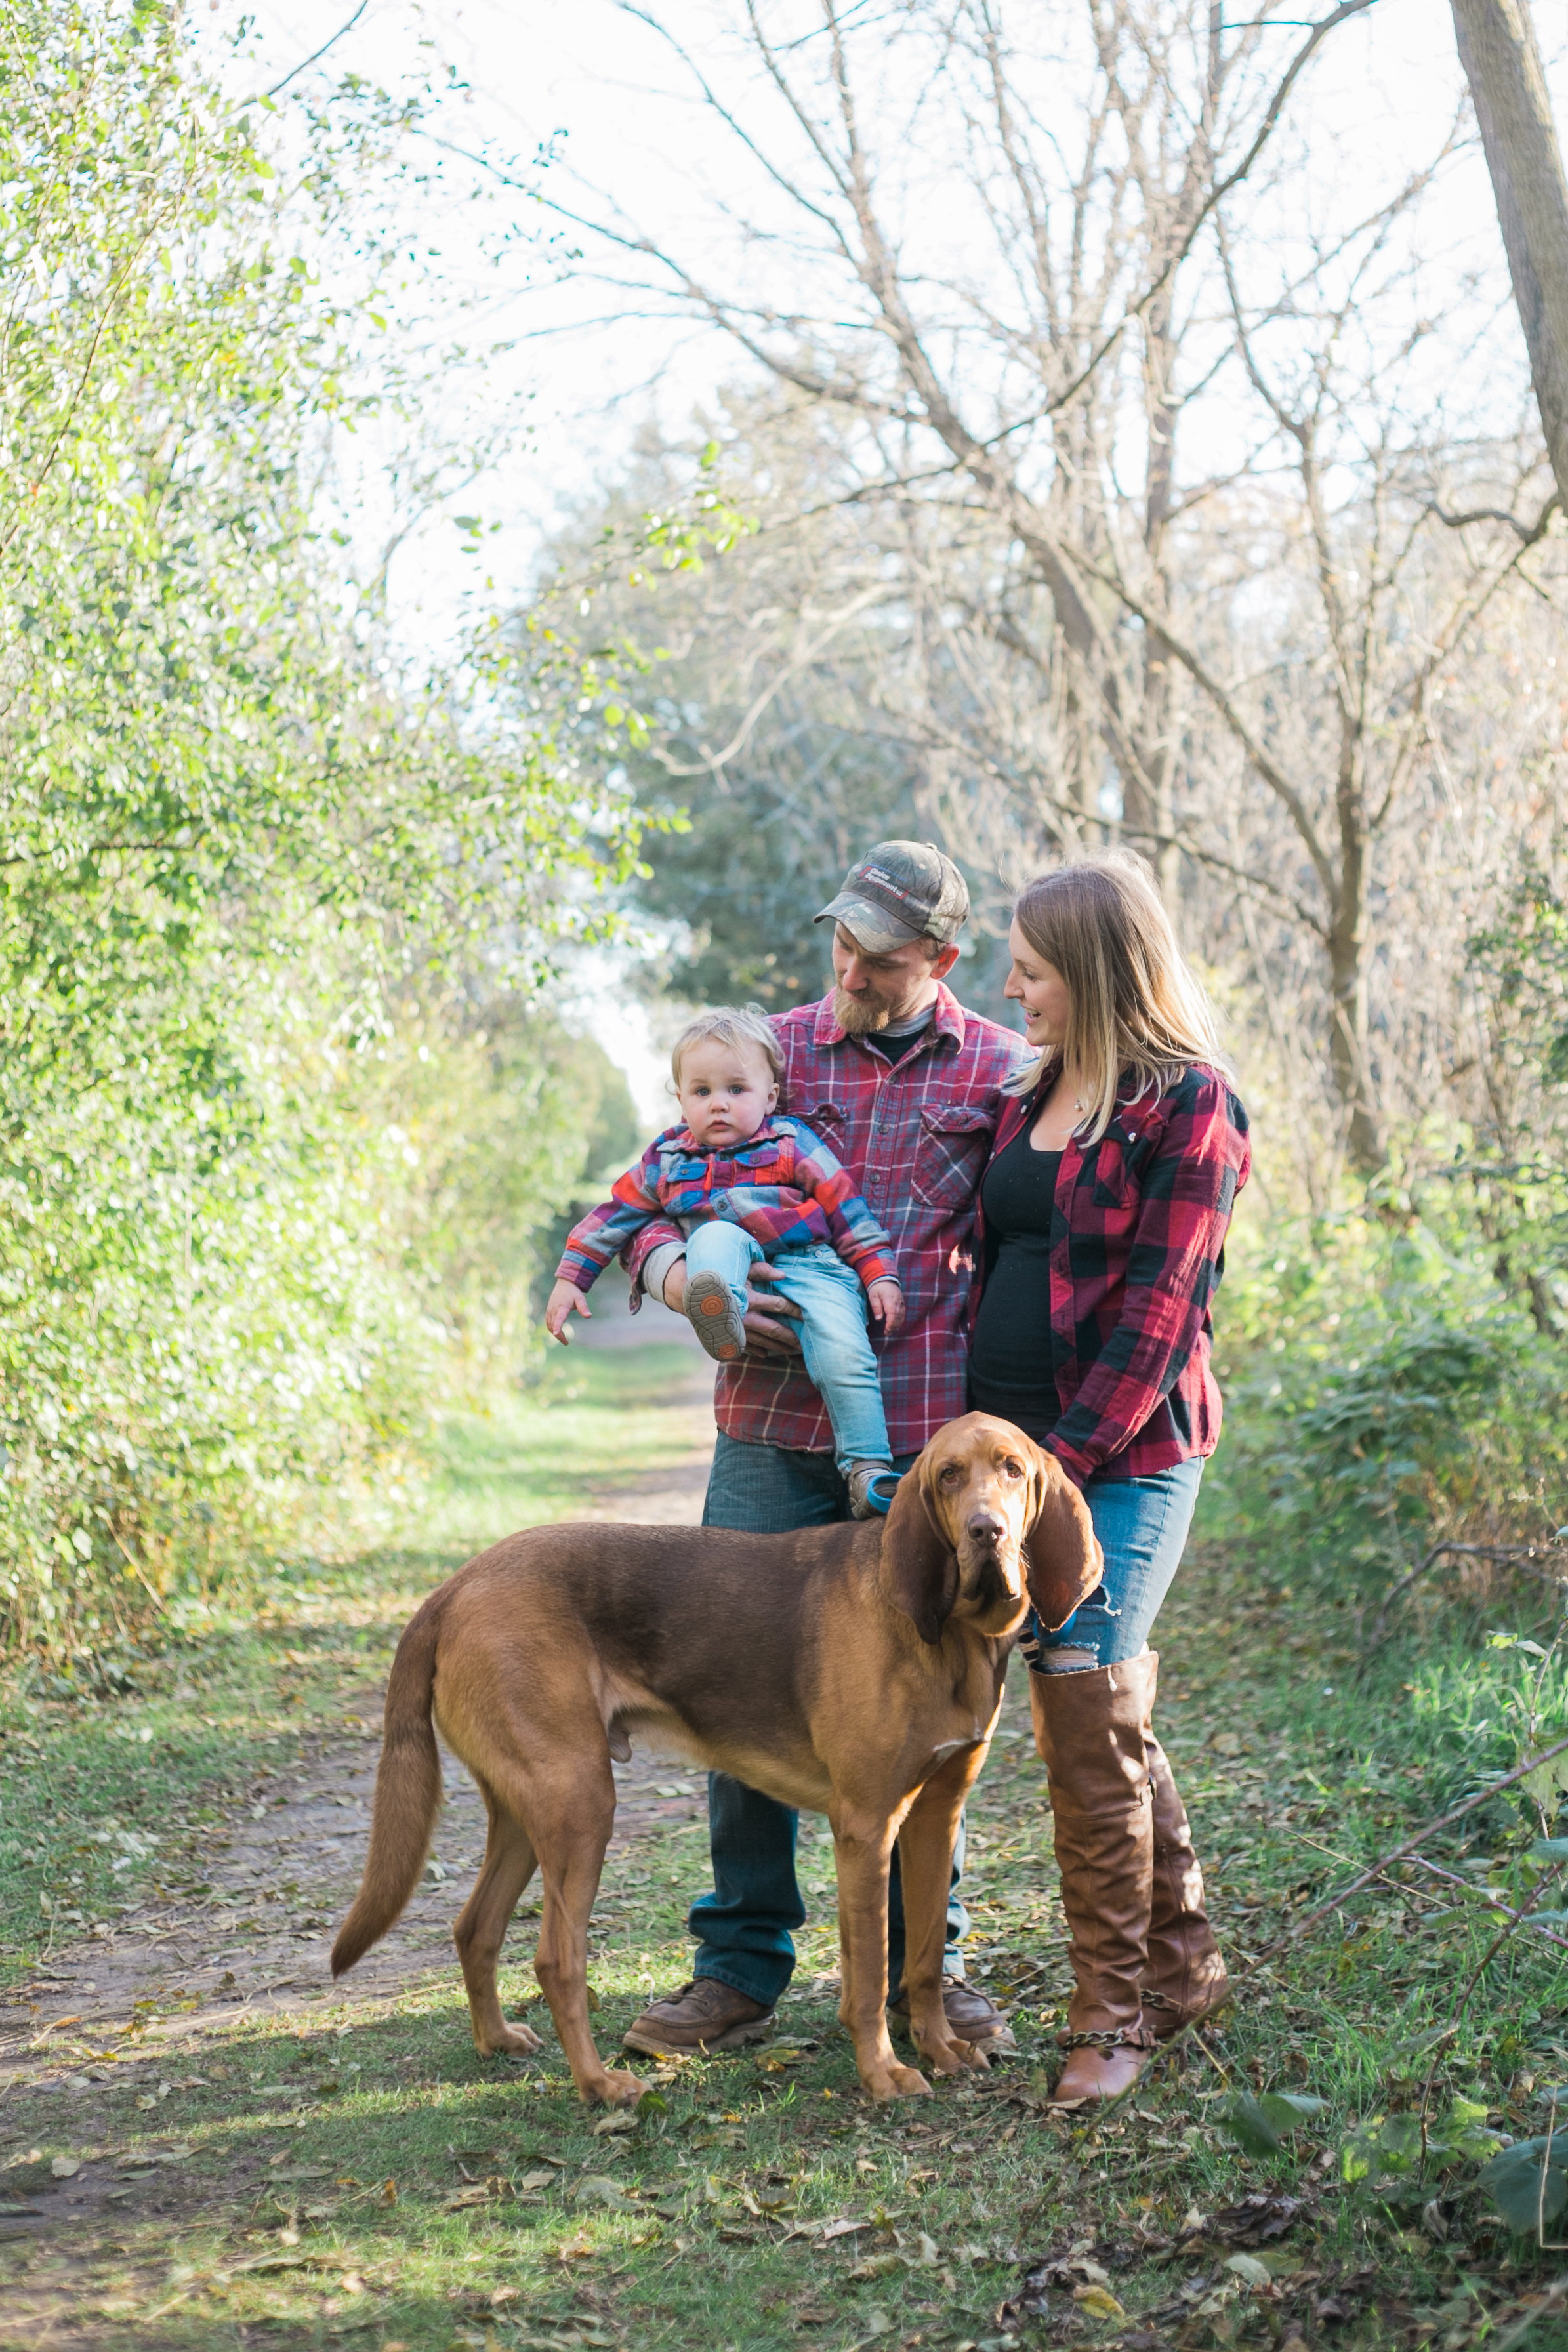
[1005,852,1231,1140]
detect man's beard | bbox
[833,983,895,1036]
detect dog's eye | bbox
[939,1464,962,1485]
[999,1458,1024,1479]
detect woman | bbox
[970,853,1250,2104]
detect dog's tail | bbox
[331,1593,445,1977]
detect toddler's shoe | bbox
[847,1460,899,1519]
[686,1269,748,1362]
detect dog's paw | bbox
[915,2029,989,2077]
[479,2020,544,2057]
[581,2066,645,2109]
[861,2059,931,2103]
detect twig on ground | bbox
[1364,1540,1568,1662]
[1403,1855,1568,1954]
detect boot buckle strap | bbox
[1062,2028,1134,2051]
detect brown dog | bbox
[330,1412,1100,2105]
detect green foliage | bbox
[1219,2088,1325,2156]
[1479,2132,1568,2235]
[1340,2098,1500,2195]
[1205,1203,1568,1591]
[0,3,656,1647]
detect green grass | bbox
[3,1350,1568,2348]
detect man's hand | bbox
[741,1260,805,1356]
[867,1278,905,1334]
[545,1277,591,1344]
[657,1254,804,1356]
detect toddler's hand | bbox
[545,1279,592,1344]
[867,1278,905,1334]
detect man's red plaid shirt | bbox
[978,1063,1251,1485]
[625,985,1024,1456]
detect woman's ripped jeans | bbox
[1020,1458,1203,1674]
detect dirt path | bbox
[0,1350,720,2345]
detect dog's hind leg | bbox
[453,1787,542,2057]
[481,1754,642,2109]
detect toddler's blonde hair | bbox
[670,1004,783,1091]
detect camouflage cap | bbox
[814,840,970,955]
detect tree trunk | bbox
[1329,712,1384,1175]
[1451,0,1568,506]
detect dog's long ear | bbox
[881,1458,959,1646]
[1023,1445,1104,1630]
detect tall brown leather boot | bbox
[1029,1653,1159,2105]
[1142,1732,1229,2038]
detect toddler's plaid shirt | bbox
[556,1116,897,1294]
[622,987,1027,1457]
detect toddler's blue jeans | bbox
[684,1226,893,1475]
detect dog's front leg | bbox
[898,1749,991,2078]
[832,1805,930,2103]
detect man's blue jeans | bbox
[685,1229,892,1477]
[690,1433,969,2009]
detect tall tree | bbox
[1451,0,1568,514]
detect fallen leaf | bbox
[576,2175,630,2210]
[861,2310,894,2338]
[1072,2286,1126,2319]
[591,2111,638,2137]
[1209,2193,1302,2246]
[520,2170,557,2192]
[1226,2254,1272,2290]
[49,2158,79,2179]
[556,2231,596,2261]
[848,2252,903,2279]
[377,2179,397,2207]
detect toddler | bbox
[545,1006,903,1517]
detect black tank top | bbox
[968,1124,1062,1443]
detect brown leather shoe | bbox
[621,1977,775,2057]
[1029,1655,1159,2105]
[1143,1731,1229,2036]
[889,1979,1017,2053]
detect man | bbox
[620,841,1026,2057]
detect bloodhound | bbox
[330,1413,1100,2105]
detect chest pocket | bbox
[1087,1112,1165,1211]
[913,1103,995,1211]
[797,1100,850,1166]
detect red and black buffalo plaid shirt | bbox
[978,1063,1251,1485]
[625,985,1026,1456]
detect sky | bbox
[218,0,1563,640]
[209,1,1568,1117]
